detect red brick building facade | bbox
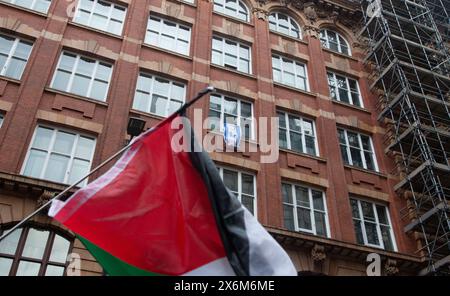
[0,0,424,276]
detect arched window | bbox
[213,0,249,22]
[0,226,72,276]
[320,29,351,56]
[269,12,302,39]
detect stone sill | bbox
[273,82,317,99]
[212,11,254,28]
[0,76,21,85]
[344,164,388,179]
[322,47,359,62]
[210,64,257,80]
[67,21,124,40]
[44,88,109,107]
[269,30,309,46]
[129,109,167,122]
[141,43,193,61]
[279,148,327,164]
[332,99,372,114]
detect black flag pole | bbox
[0,86,215,243]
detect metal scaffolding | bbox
[359,0,450,275]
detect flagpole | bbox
[0,86,215,243]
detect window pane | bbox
[68,159,90,185]
[241,195,254,214]
[95,63,112,81]
[22,229,50,259]
[282,184,292,203]
[136,74,152,93]
[350,147,363,167]
[0,258,13,276]
[75,137,95,159]
[376,205,389,225]
[365,222,380,245]
[32,127,53,150]
[297,208,312,230]
[71,75,91,97]
[350,199,360,218]
[361,201,375,221]
[290,132,302,153]
[224,98,238,115]
[283,205,295,231]
[314,212,327,236]
[353,220,364,244]
[49,235,71,263]
[91,80,109,100]
[223,170,238,192]
[365,152,375,170]
[279,129,288,149]
[150,95,167,116]
[133,91,150,112]
[44,154,70,183]
[312,190,324,211]
[381,225,394,251]
[305,136,316,155]
[171,83,185,102]
[52,70,71,92]
[340,145,349,165]
[288,116,301,132]
[45,265,65,276]
[240,102,252,118]
[295,186,309,207]
[54,131,75,155]
[24,150,47,178]
[241,174,254,195]
[0,228,22,255]
[16,261,41,276]
[5,58,26,79]
[59,53,76,72]
[77,57,95,77]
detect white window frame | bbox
[282,182,330,237]
[213,0,249,22]
[212,36,252,74]
[278,111,319,156]
[208,93,255,140]
[269,12,302,39]
[50,51,113,102]
[1,0,51,13]
[21,125,97,187]
[320,29,351,56]
[0,114,4,128]
[327,71,364,107]
[0,34,33,80]
[72,0,127,36]
[132,72,187,118]
[338,128,379,172]
[145,15,192,56]
[217,166,257,217]
[350,197,397,251]
[272,54,309,91]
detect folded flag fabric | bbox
[49,114,297,276]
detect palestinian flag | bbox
[49,113,296,276]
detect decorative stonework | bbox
[303,2,318,24]
[159,61,174,75]
[225,20,241,35]
[311,244,327,263]
[165,2,182,18]
[252,8,269,20]
[304,25,320,38]
[37,190,57,209]
[226,80,240,93]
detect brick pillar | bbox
[304,26,356,242]
[253,8,283,226]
